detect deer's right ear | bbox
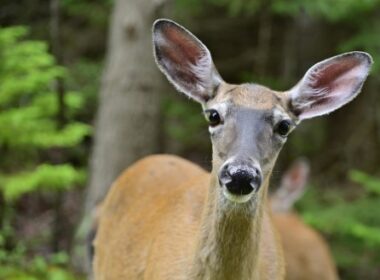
[288,52,372,120]
[153,19,223,104]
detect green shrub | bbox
[0,26,89,199]
[0,25,90,277]
[297,171,380,278]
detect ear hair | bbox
[288,51,373,120]
[271,159,310,213]
[153,19,222,104]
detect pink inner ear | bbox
[160,47,201,86]
[162,25,203,66]
[286,167,304,192]
[153,20,222,103]
[310,57,360,92]
[283,160,309,191]
[155,23,212,92]
[292,52,372,119]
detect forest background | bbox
[1,0,380,279]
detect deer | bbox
[93,19,372,280]
[271,160,339,280]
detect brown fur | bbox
[94,155,284,279]
[270,160,338,280]
[273,212,338,280]
[211,83,287,110]
[93,49,371,279]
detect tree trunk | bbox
[73,0,168,273]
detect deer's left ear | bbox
[288,52,373,120]
[153,19,223,104]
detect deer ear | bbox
[271,159,310,212]
[153,19,223,104]
[280,159,309,196]
[288,52,373,120]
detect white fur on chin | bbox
[223,188,253,203]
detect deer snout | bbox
[219,162,262,202]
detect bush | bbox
[297,171,380,279]
[0,26,90,277]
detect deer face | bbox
[204,83,296,203]
[153,19,372,204]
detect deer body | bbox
[94,155,283,279]
[93,19,372,280]
[273,213,338,280]
[271,160,339,280]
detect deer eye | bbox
[205,109,222,127]
[275,120,292,137]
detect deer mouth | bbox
[222,188,254,203]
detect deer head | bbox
[153,19,372,206]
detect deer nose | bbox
[219,164,262,195]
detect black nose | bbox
[222,166,262,195]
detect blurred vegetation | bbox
[0,0,380,278]
[0,26,89,194]
[0,248,81,280]
[298,171,380,279]
[0,25,89,277]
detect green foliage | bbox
[0,246,81,280]
[62,0,112,27]
[272,0,380,21]
[0,28,65,103]
[0,26,90,276]
[0,265,78,280]
[176,0,380,77]
[206,0,263,16]
[0,27,91,152]
[297,172,380,277]
[174,0,264,16]
[0,25,90,189]
[349,170,380,195]
[0,96,91,149]
[177,0,380,19]
[66,60,103,120]
[0,164,86,202]
[163,97,210,153]
[287,119,327,156]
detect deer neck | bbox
[189,172,269,280]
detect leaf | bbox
[0,164,86,202]
[349,170,380,195]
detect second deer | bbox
[272,160,339,280]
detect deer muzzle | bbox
[218,159,262,203]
